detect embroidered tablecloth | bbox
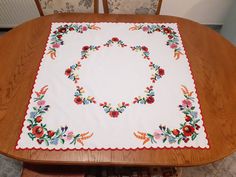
[16,22,209,150]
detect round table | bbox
[0,14,235,166]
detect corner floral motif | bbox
[129,24,183,59]
[134,85,200,145]
[65,61,81,83]
[81,45,101,60]
[149,62,165,83]
[27,85,93,146]
[99,102,130,118]
[133,86,155,104]
[103,37,127,47]
[47,23,101,59]
[130,46,150,60]
[74,86,96,105]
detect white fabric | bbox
[16,22,209,150]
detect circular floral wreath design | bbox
[65,37,165,118]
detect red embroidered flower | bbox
[163,28,171,34]
[74,97,83,104]
[185,115,191,122]
[141,46,148,52]
[168,35,173,39]
[158,68,165,76]
[65,68,72,76]
[58,28,66,33]
[57,35,62,39]
[109,111,119,118]
[183,138,189,143]
[195,124,200,130]
[182,125,195,137]
[37,139,44,144]
[82,26,88,31]
[35,116,42,123]
[142,26,149,32]
[47,130,55,137]
[69,27,74,31]
[82,46,90,51]
[32,126,44,138]
[146,96,155,104]
[172,129,180,136]
[112,37,119,42]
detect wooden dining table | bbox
[0,14,235,169]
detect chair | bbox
[35,0,98,16]
[103,0,163,15]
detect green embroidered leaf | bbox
[166,128,171,134]
[191,133,198,141]
[60,138,65,144]
[28,133,35,140]
[163,137,167,143]
[193,119,200,124]
[27,119,33,125]
[44,138,49,146]
[177,138,183,144]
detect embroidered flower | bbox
[146,96,155,104]
[172,129,180,136]
[141,46,149,52]
[37,100,46,106]
[185,115,191,122]
[74,97,83,104]
[66,131,74,140]
[112,37,119,42]
[82,46,90,51]
[182,125,195,136]
[65,68,72,76]
[163,28,171,34]
[182,99,192,108]
[142,26,149,32]
[35,116,42,123]
[158,68,165,76]
[153,130,162,140]
[52,43,60,48]
[82,26,88,31]
[47,130,55,137]
[109,111,119,118]
[32,126,44,138]
[58,27,67,33]
[170,43,177,49]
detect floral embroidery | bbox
[130,46,150,60]
[47,24,101,59]
[65,61,81,83]
[81,45,101,60]
[103,37,127,47]
[129,24,183,59]
[65,37,165,118]
[74,86,96,105]
[133,86,155,104]
[134,85,200,144]
[149,62,165,83]
[27,86,93,146]
[99,102,130,118]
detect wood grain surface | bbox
[0,14,235,166]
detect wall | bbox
[99,0,234,24]
[0,0,234,28]
[159,0,234,24]
[220,1,236,45]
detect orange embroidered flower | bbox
[32,126,44,138]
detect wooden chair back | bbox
[35,0,98,16]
